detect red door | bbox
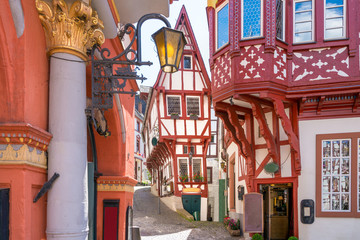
[103,200,119,240]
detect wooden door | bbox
[0,189,9,240]
[103,200,119,240]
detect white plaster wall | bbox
[172,72,182,90]
[280,145,292,177]
[196,145,202,154]
[162,119,174,135]
[176,145,182,154]
[196,120,207,135]
[176,120,185,135]
[183,71,194,90]
[298,117,360,240]
[256,149,273,179]
[201,197,208,221]
[195,72,204,91]
[186,120,195,135]
[159,92,164,118]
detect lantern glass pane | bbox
[152,29,166,67]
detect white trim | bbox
[186,96,201,117]
[293,0,315,43]
[166,95,182,116]
[323,0,346,40]
[215,0,229,50]
[241,0,264,39]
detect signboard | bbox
[244,192,263,233]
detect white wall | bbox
[298,117,360,240]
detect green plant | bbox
[288,237,298,240]
[193,172,203,182]
[223,216,230,226]
[179,174,188,182]
[228,219,240,230]
[252,233,263,240]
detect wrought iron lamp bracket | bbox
[90,13,171,111]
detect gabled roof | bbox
[153,5,211,89]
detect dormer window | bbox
[186,96,200,117]
[183,56,192,69]
[241,0,263,39]
[216,1,229,50]
[167,96,181,116]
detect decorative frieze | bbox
[97,176,137,193]
[0,144,47,168]
[36,0,105,61]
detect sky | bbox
[137,0,210,87]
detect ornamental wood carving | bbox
[272,98,301,174]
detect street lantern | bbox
[152,27,186,73]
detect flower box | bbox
[189,114,198,120]
[171,114,180,119]
[227,226,240,236]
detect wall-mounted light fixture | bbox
[89,13,186,135]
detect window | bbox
[276,0,285,40]
[179,159,188,179]
[183,56,192,69]
[242,0,263,38]
[193,159,202,175]
[294,0,314,43]
[167,96,181,116]
[183,145,188,154]
[325,0,345,39]
[216,1,229,49]
[211,134,216,143]
[207,167,213,184]
[136,121,140,132]
[136,135,140,153]
[316,133,360,217]
[186,96,200,116]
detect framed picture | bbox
[322,159,331,175]
[332,176,340,192]
[333,140,340,157]
[332,158,340,175]
[322,194,330,210]
[322,177,331,193]
[342,140,350,156]
[341,158,350,174]
[323,141,331,157]
[332,194,340,210]
[341,194,349,210]
[340,176,349,192]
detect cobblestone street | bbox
[133,186,243,240]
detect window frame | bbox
[166,95,182,116]
[215,0,229,50]
[186,96,201,117]
[323,0,346,40]
[192,158,203,176]
[207,167,213,184]
[316,132,360,218]
[178,158,189,179]
[183,55,192,70]
[293,0,315,43]
[276,0,286,41]
[241,0,264,39]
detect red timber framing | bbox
[143,6,211,199]
[215,93,301,192]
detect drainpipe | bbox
[87,117,99,239]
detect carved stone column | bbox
[36,0,104,239]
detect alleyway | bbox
[133,186,242,240]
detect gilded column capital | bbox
[36,0,105,61]
[207,0,217,9]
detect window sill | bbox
[323,37,349,42]
[292,41,317,46]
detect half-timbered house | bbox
[143,6,212,221]
[207,0,360,239]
